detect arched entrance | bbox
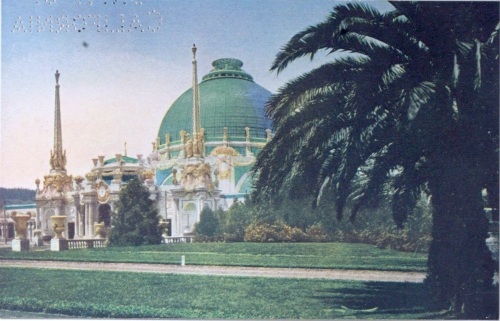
[97,204,112,228]
[181,202,197,234]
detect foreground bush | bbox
[331,229,431,253]
[244,221,306,242]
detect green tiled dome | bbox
[158,58,272,145]
[103,155,138,165]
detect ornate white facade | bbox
[35,46,272,239]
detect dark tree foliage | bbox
[0,188,36,204]
[194,206,220,237]
[225,199,254,241]
[108,179,162,246]
[252,2,498,318]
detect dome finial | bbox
[192,44,197,60]
[55,70,60,85]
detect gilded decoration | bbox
[142,169,155,180]
[210,146,239,180]
[74,175,84,185]
[85,171,97,182]
[49,149,67,171]
[43,173,73,192]
[184,129,205,159]
[181,162,213,191]
[232,155,256,167]
[210,145,239,157]
[96,181,110,203]
[186,137,194,158]
[94,222,106,238]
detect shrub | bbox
[108,178,163,246]
[305,223,331,242]
[224,200,253,241]
[194,206,220,237]
[244,221,306,242]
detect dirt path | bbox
[0,259,426,283]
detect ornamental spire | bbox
[192,44,201,137]
[50,70,67,173]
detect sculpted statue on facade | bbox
[50,150,55,169]
[180,162,213,191]
[193,135,201,157]
[186,138,194,158]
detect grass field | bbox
[0,242,427,271]
[0,267,445,319]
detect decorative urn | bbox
[11,211,31,240]
[51,215,67,239]
[159,219,169,238]
[94,222,106,238]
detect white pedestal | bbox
[50,238,68,251]
[12,239,30,252]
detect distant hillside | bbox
[0,188,36,205]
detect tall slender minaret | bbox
[192,44,201,136]
[50,70,67,173]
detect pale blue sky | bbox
[1,0,393,189]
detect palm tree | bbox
[252,2,498,318]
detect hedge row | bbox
[244,221,323,242]
[239,221,430,252]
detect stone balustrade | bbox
[67,239,106,249]
[163,236,193,244]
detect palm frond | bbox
[271,2,387,73]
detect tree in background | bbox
[224,199,254,241]
[0,188,36,204]
[194,206,220,237]
[252,2,498,318]
[108,178,162,246]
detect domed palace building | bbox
[32,45,273,241]
[148,45,272,236]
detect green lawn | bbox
[0,267,445,319]
[0,242,427,271]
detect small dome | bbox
[103,155,138,165]
[157,58,272,145]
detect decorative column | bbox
[165,134,171,160]
[85,202,90,238]
[89,202,95,238]
[174,198,180,237]
[245,127,251,156]
[266,128,272,142]
[79,208,85,238]
[35,194,41,229]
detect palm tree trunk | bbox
[427,156,497,318]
